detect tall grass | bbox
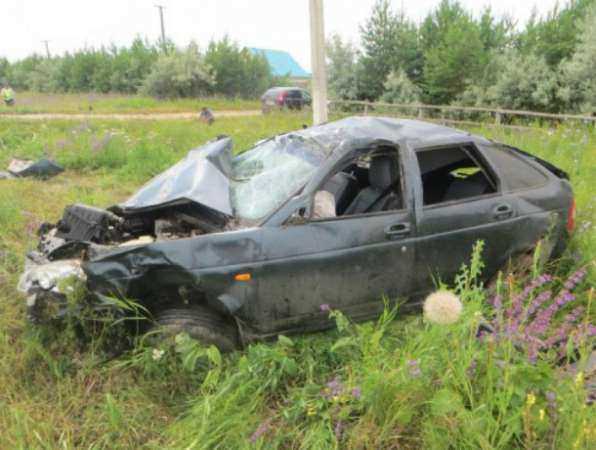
[0,115,593,448]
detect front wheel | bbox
[151,306,239,352]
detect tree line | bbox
[1,0,594,113]
[327,0,596,114]
[0,37,280,99]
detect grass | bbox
[0,92,260,115]
[0,113,594,449]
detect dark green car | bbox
[19,117,575,350]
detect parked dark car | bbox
[261,87,312,113]
[19,117,574,351]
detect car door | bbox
[411,142,519,294]
[252,149,415,334]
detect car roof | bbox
[290,116,480,154]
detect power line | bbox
[41,40,51,59]
[154,4,167,52]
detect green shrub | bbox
[141,43,214,99]
[205,37,272,99]
[381,69,422,104]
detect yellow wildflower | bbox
[526,393,536,407]
[539,409,545,421]
[575,371,584,387]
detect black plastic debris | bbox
[2,158,64,179]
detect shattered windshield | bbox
[231,134,328,221]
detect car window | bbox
[310,146,404,220]
[416,145,497,206]
[480,144,548,191]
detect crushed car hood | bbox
[112,137,234,217]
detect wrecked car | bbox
[18,117,575,351]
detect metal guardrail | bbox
[329,100,596,125]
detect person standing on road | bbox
[1,85,15,106]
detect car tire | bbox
[152,306,239,352]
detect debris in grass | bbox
[0,158,64,180]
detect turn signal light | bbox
[234,273,252,282]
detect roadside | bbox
[0,92,261,115]
[0,110,261,121]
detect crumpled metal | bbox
[113,137,234,216]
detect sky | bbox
[2,0,562,70]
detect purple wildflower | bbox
[320,304,331,312]
[544,306,584,347]
[334,420,344,440]
[492,294,502,310]
[525,290,553,318]
[545,391,558,419]
[351,387,362,399]
[407,359,422,378]
[488,269,592,364]
[563,268,587,291]
[323,377,343,399]
[466,359,477,378]
[249,418,271,443]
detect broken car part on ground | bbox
[0,158,64,180]
[18,117,575,350]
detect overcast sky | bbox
[3,0,562,69]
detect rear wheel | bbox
[152,306,239,352]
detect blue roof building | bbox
[249,48,310,78]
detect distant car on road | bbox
[261,87,311,113]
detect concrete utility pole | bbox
[309,0,328,125]
[155,4,167,52]
[42,40,51,59]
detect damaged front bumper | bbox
[18,257,86,322]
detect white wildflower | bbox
[152,348,165,361]
[423,290,463,325]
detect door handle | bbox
[493,203,513,220]
[385,222,411,238]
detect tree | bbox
[381,69,421,104]
[559,5,596,113]
[487,51,560,112]
[205,37,272,98]
[326,34,360,101]
[109,38,159,93]
[0,58,10,85]
[141,43,214,98]
[359,0,421,100]
[478,6,515,55]
[421,1,484,104]
[517,0,595,67]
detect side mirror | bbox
[267,195,312,227]
[285,207,308,226]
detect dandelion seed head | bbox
[423,290,462,325]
